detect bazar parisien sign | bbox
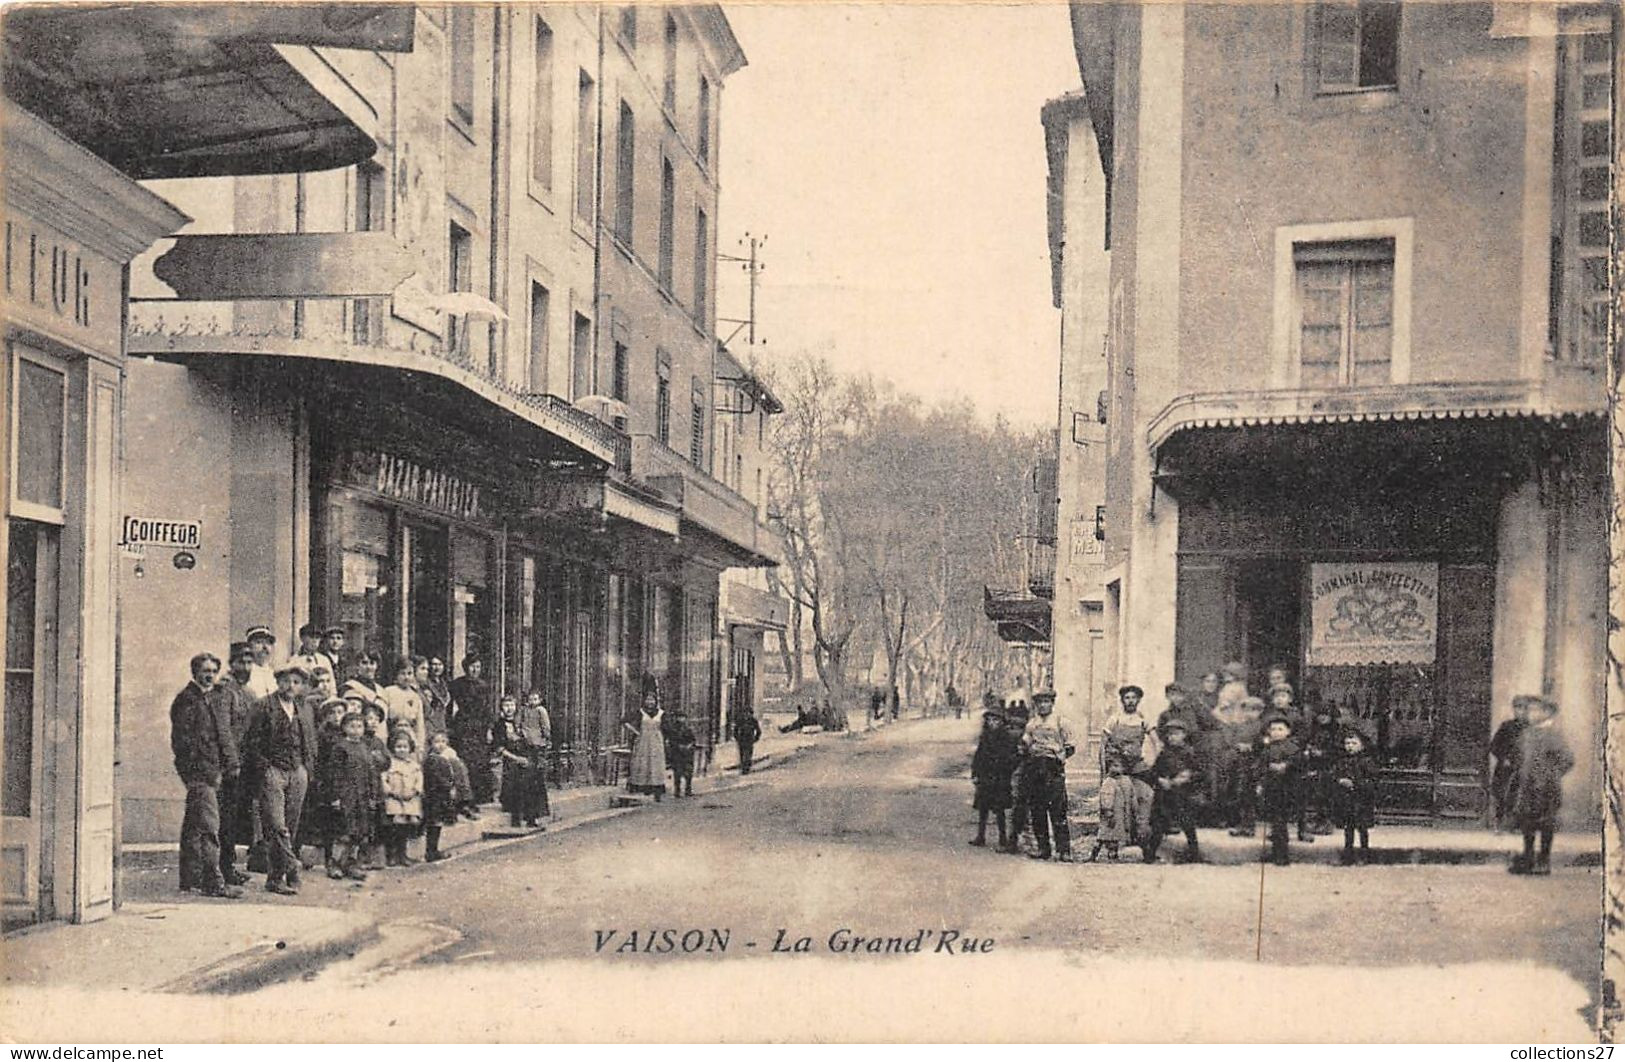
[344,450,483,521]
[1307,561,1438,667]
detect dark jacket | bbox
[449,675,493,743]
[170,681,240,785]
[422,751,462,826]
[1255,736,1302,822]
[322,736,378,841]
[208,677,257,749]
[243,694,317,778]
[1327,748,1378,829]
[1511,723,1574,830]
[971,725,1017,811]
[662,715,698,770]
[1150,743,1202,827]
[733,713,762,744]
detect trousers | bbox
[258,765,309,881]
[1026,759,1071,856]
[179,780,224,891]
[737,739,756,774]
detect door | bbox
[4,519,57,928]
[404,522,449,660]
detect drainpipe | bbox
[488,6,507,380]
[591,5,608,406]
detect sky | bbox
[715,3,1081,429]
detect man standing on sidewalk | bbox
[734,707,763,775]
[1020,690,1076,862]
[243,664,316,895]
[208,641,259,886]
[169,653,244,898]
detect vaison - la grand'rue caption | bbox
[593,928,997,956]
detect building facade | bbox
[118,4,772,845]
[1070,1,1612,824]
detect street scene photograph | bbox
[0,0,1619,1045]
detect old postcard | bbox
[0,0,1618,1044]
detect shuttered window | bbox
[1296,239,1394,387]
[1315,1,1399,94]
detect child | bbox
[1221,696,1265,837]
[1301,700,1343,836]
[322,710,376,881]
[1143,717,1202,864]
[310,697,348,875]
[663,711,699,798]
[381,729,424,867]
[1000,700,1031,854]
[1088,755,1133,862]
[1328,727,1377,864]
[969,710,1015,848]
[422,733,462,863]
[1268,684,1315,843]
[1489,695,1533,828]
[1508,696,1574,876]
[360,703,391,870]
[1255,712,1301,866]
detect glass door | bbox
[4,519,57,927]
[404,522,449,661]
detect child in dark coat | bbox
[1508,696,1574,875]
[662,712,699,798]
[969,711,1016,849]
[1143,717,1202,864]
[1328,727,1378,864]
[1489,695,1533,828]
[1301,701,1343,837]
[359,702,391,870]
[1255,713,1302,866]
[322,710,376,881]
[422,732,463,862]
[310,697,348,876]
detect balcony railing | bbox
[629,434,772,560]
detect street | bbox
[66,717,1597,1042]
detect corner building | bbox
[1069,1,1612,824]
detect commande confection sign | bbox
[1307,561,1438,667]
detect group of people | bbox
[622,681,762,799]
[168,622,545,899]
[968,661,1574,871]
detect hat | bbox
[1032,689,1057,705]
[298,622,321,638]
[1221,661,1247,681]
[228,640,253,659]
[274,662,311,681]
[1158,715,1191,736]
[323,624,345,637]
[1261,711,1295,732]
[1269,683,1294,699]
[319,696,348,713]
[1339,724,1372,748]
[1118,684,1144,700]
[246,625,275,643]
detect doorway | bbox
[404,522,449,660]
[1233,559,1302,690]
[4,519,58,927]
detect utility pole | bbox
[718,232,766,348]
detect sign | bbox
[342,451,483,521]
[1307,562,1438,667]
[120,515,201,550]
[151,232,417,300]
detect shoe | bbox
[967,838,987,847]
[198,884,245,899]
[426,851,448,863]
[178,882,195,893]
[1357,848,1371,865]
[1028,851,1052,861]
[265,878,298,896]
[1339,849,1356,866]
[222,870,251,886]
[525,819,540,828]
[1508,856,1533,875]
[1533,859,1552,876]
[1272,856,1290,867]
[327,867,346,880]
[1142,850,1159,864]
[399,855,419,866]
[1297,829,1315,843]
[1055,852,1074,863]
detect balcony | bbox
[629,434,778,565]
[720,581,789,631]
[1028,539,1056,600]
[983,587,1051,646]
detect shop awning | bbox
[2,4,414,179]
[1146,378,1605,456]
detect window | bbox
[615,101,635,244]
[12,355,66,518]
[449,5,475,124]
[1314,2,1399,94]
[352,161,386,345]
[1295,239,1394,387]
[528,282,550,392]
[689,377,707,468]
[1551,23,1614,364]
[575,70,596,223]
[658,157,676,289]
[618,6,636,48]
[532,17,555,192]
[663,14,679,111]
[693,206,709,317]
[655,353,672,445]
[698,78,712,165]
[448,221,473,359]
[572,311,593,399]
[612,341,630,402]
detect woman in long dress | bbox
[496,692,550,826]
[627,685,667,801]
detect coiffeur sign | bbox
[1307,561,1438,667]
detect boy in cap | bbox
[1143,715,1203,863]
[1255,711,1302,866]
[1328,726,1378,864]
[999,698,1032,854]
[243,625,279,700]
[1508,696,1574,876]
[289,623,335,684]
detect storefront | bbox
[1162,413,1604,824]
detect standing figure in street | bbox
[422,732,465,862]
[243,625,279,701]
[380,729,423,866]
[1000,699,1031,854]
[449,654,495,804]
[1508,696,1574,876]
[1143,717,1202,864]
[208,641,258,886]
[242,664,317,895]
[1020,691,1075,862]
[1267,684,1315,842]
[1301,700,1343,836]
[170,652,243,898]
[358,701,392,870]
[321,710,375,881]
[1220,696,1266,836]
[662,710,698,797]
[1255,712,1302,866]
[968,709,1015,849]
[628,687,668,798]
[422,656,454,743]
[1489,695,1533,828]
[1088,755,1134,862]
[289,623,336,683]
[496,693,551,826]
[733,702,763,775]
[1329,726,1378,864]
[1100,685,1155,851]
[382,656,427,760]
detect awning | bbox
[2,5,415,179]
[983,587,1051,645]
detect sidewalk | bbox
[16,724,836,996]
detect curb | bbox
[156,915,380,995]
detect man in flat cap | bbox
[242,663,317,895]
[207,641,259,885]
[169,653,243,898]
[289,623,336,684]
[243,625,279,701]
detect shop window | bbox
[12,357,66,519]
[615,101,635,245]
[658,156,676,290]
[1550,21,1615,365]
[338,502,395,660]
[576,70,596,223]
[1314,1,1399,95]
[1295,238,1394,387]
[532,16,555,193]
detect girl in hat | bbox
[969,709,1016,849]
[1328,727,1378,865]
[380,728,424,866]
[1509,697,1574,875]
